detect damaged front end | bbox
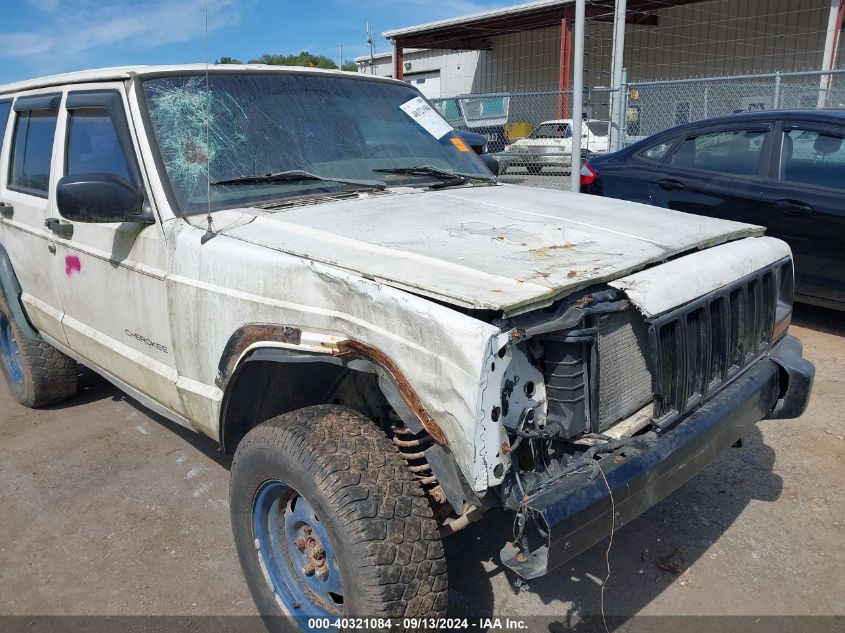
[479,258,814,580]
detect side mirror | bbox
[56,173,150,224]
[457,130,487,154]
[480,153,500,176]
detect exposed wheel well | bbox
[220,354,392,454]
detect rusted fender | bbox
[216,324,302,388]
[336,339,448,446]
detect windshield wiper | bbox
[372,165,495,187]
[212,170,386,190]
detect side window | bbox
[780,128,844,190]
[668,129,767,177]
[0,101,11,158]
[66,108,131,180]
[434,99,461,123]
[10,110,58,195]
[637,138,674,162]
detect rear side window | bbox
[668,129,767,177]
[10,110,58,195]
[780,128,844,190]
[637,139,674,162]
[0,101,11,157]
[66,108,131,180]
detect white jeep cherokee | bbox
[0,66,814,629]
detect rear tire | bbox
[0,300,78,408]
[230,405,448,632]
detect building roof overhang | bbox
[384,0,707,50]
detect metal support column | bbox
[558,18,572,119]
[393,42,404,81]
[570,0,586,193]
[608,0,628,152]
[819,0,844,106]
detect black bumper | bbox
[501,335,814,579]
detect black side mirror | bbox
[56,173,151,224]
[457,130,487,154]
[480,153,500,176]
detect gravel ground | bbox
[1,304,842,627]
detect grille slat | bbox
[651,263,781,427]
[685,308,708,407]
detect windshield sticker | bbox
[400,97,452,140]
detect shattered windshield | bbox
[142,73,491,214]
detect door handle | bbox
[774,199,813,215]
[0,202,12,218]
[658,179,685,191]
[45,217,74,238]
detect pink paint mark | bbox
[65,255,81,277]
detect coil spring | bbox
[389,414,443,502]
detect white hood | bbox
[211,184,765,316]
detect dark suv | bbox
[581,110,845,310]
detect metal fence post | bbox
[608,0,628,153]
[570,0,586,193]
[774,72,782,109]
[616,68,628,149]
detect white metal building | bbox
[356,49,481,98]
[356,0,844,97]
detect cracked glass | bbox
[142,73,491,214]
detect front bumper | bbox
[499,152,572,167]
[501,335,814,579]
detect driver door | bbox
[48,85,182,413]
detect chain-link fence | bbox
[435,69,844,190]
[434,88,618,190]
[624,69,845,142]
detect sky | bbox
[0,0,517,85]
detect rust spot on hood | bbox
[528,242,576,257]
[336,339,448,446]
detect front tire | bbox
[0,301,78,408]
[230,405,448,631]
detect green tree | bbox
[247,52,338,69]
[214,52,359,72]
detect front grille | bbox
[650,263,782,426]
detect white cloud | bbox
[0,32,54,57]
[0,0,240,61]
[26,0,60,11]
[358,0,500,21]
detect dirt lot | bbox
[1,305,843,628]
